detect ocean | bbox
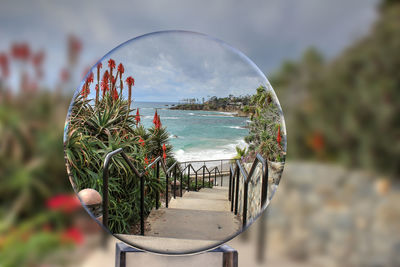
[133,101,249,162]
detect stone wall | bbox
[235,161,284,225]
[265,161,400,266]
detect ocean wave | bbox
[217,111,237,116]
[223,126,246,130]
[188,112,195,115]
[163,117,179,120]
[173,139,248,163]
[199,114,235,118]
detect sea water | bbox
[133,101,248,162]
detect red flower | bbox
[32,50,45,67]
[61,227,84,245]
[156,115,162,130]
[97,62,102,72]
[87,72,94,83]
[153,110,158,125]
[108,58,116,70]
[151,156,156,169]
[112,88,118,101]
[0,53,9,78]
[46,195,81,213]
[138,137,145,147]
[81,84,90,98]
[60,69,70,82]
[144,156,149,165]
[11,43,30,61]
[135,109,141,124]
[277,125,282,148]
[125,76,134,87]
[310,132,324,153]
[95,84,99,92]
[117,63,124,74]
[162,144,167,161]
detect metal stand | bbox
[115,242,238,267]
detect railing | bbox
[103,148,170,235]
[102,148,268,236]
[103,149,227,236]
[229,153,268,228]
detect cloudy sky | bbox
[0,0,379,97]
[90,31,269,101]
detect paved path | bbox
[145,185,240,241]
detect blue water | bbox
[132,101,249,161]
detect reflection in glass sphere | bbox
[64,31,286,254]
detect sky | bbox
[88,31,270,102]
[0,0,379,96]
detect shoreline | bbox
[169,105,249,118]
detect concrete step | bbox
[145,208,240,241]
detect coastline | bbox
[169,104,250,117]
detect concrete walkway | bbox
[113,182,240,253]
[145,186,240,241]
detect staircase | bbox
[144,184,240,241]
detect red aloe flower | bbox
[97,62,102,72]
[277,125,282,148]
[151,156,155,169]
[144,156,149,165]
[32,50,45,78]
[101,70,110,97]
[156,115,162,130]
[12,43,31,61]
[0,53,9,78]
[153,110,158,125]
[310,132,324,153]
[108,58,115,70]
[60,68,70,83]
[95,62,102,104]
[125,76,134,108]
[162,143,167,160]
[139,137,145,147]
[135,109,141,124]
[87,72,94,83]
[80,84,90,98]
[117,63,124,76]
[61,227,84,245]
[46,194,81,214]
[112,88,118,101]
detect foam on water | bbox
[174,139,247,162]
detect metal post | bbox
[230,169,235,212]
[195,171,198,191]
[202,165,205,187]
[208,170,211,187]
[102,166,109,230]
[173,164,177,199]
[188,166,191,192]
[166,170,169,208]
[140,175,144,235]
[180,169,183,197]
[242,181,248,228]
[234,165,239,215]
[261,160,269,208]
[215,168,217,186]
[221,168,223,187]
[156,161,160,210]
[229,168,232,201]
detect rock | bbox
[78,188,102,206]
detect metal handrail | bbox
[103,148,245,236]
[228,153,268,227]
[103,149,170,236]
